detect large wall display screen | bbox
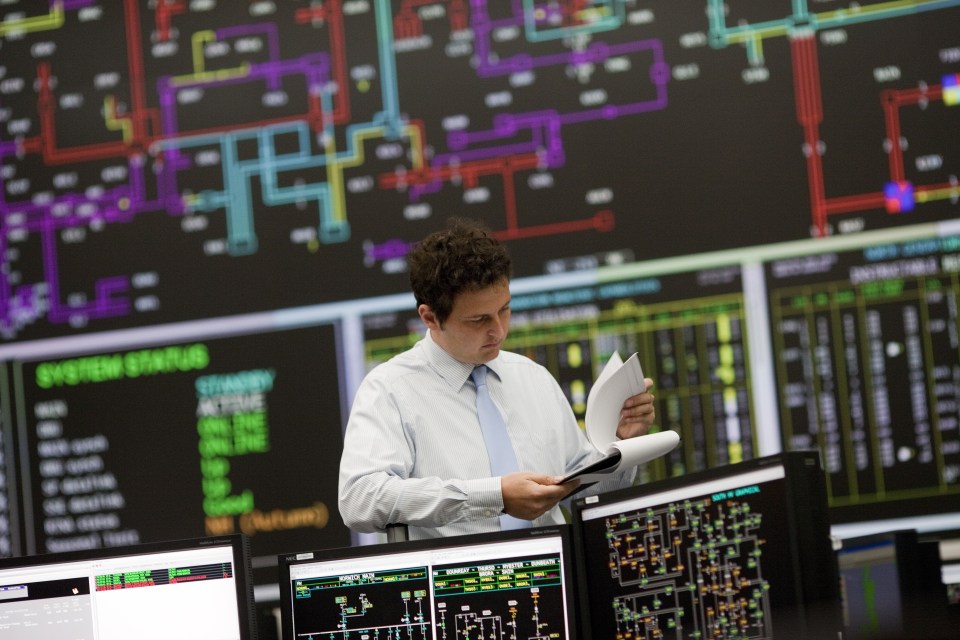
[1,0,959,559]
[0,2,957,342]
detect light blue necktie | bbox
[471,365,530,530]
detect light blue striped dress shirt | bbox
[338,330,636,539]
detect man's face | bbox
[419,278,511,365]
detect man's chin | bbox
[480,346,501,360]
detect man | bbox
[338,219,656,539]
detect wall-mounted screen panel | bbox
[0,389,12,558]
[1,3,958,342]
[767,233,960,523]
[362,265,758,482]
[2,322,350,572]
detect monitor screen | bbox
[766,234,960,528]
[839,529,956,638]
[837,532,908,638]
[570,451,840,640]
[278,526,577,640]
[0,534,256,640]
[937,534,960,606]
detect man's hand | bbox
[500,472,581,521]
[617,377,656,439]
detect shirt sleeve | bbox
[338,371,505,533]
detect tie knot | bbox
[471,365,488,386]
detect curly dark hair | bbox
[408,218,512,325]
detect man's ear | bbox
[418,304,440,330]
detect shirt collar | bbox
[423,329,502,390]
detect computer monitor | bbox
[0,534,257,639]
[935,531,960,606]
[277,525,578,640]
[570,451,840,640]
[934,531,960,629]
[839,529,953,639]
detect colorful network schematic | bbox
[432,554,568,639]
[1,2,958,342]
[573,456,839,640]
[601,496,772,638]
